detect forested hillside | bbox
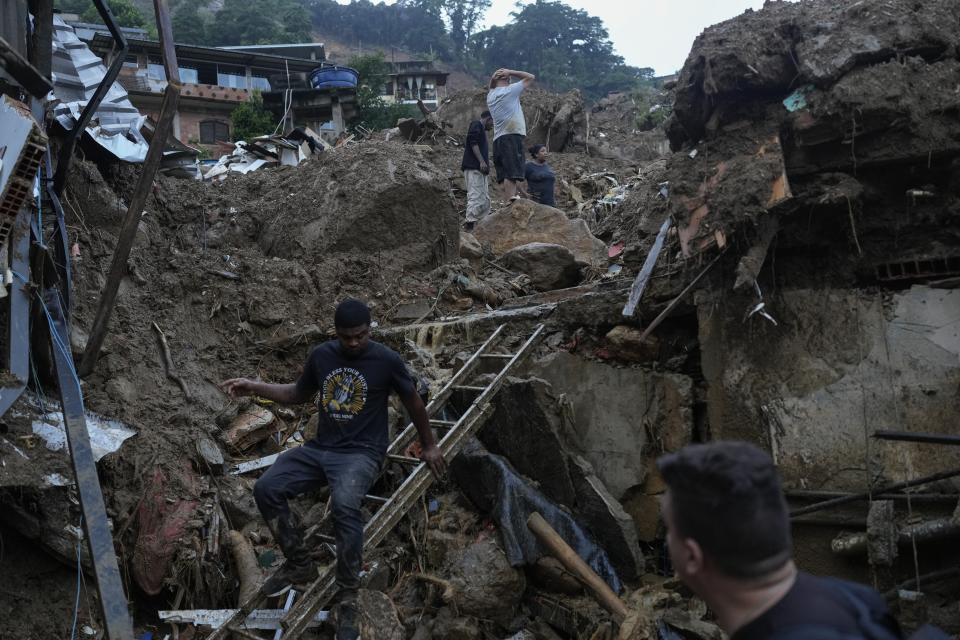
[57,0,659,100]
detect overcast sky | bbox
[480,0,770,75]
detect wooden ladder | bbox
[209,322,546,639]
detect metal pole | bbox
[78,0,180,377]
[873,430,960,446]
[43,290,134,639]
[53,0,128,194]
[789,468,960,518]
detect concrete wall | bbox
[529,351,694,500]
[699,285,960,490]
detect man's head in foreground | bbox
[334,298,371,357]
[657,441,792,595]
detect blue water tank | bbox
[309,66,359,89]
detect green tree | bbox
[171,0,209,45]
[231,92,276,141]
[468,0,641,100]
[209,0,311,46]
[80,0,148,29]
[348,52,419,130]
[400,0,489,56]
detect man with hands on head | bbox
[487,67,536,201]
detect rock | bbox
[351,589,404,640]
[445,537,526,625]
[258,141,458,270]
[473,199,606,266]
[394,300,433,321]
[605,325,660,362]
[194,436,225,475]
[426,529,465,568]
[530,352,694,500]
[481,377,644,581]
[501,242,581,291]
[221,404,275,452]
[460,231,483,262]
[219,476,260,530]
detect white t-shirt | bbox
[486,82,527,140]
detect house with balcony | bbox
[380,60,449,108]
[76,25,355,149]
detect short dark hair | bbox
[480,110,491,119]
[528,144,545,158]
[657,441,792,579]
[334,298,371,329]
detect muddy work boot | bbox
[261,513,317,597]
[335,596,360,640]
[261,559,317,597]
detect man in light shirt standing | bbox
[486,67,536,201]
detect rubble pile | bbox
[4,0,960,638]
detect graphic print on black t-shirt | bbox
[320,367,368,422]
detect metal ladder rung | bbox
[387,454,422,466]
[429,419,457,427]
[480,353,515,359]
[364,494,389,504]
[452,385,486,392]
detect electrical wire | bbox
[70,517,83,640]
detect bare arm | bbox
[471,144,488,172]
[400,391,447,477]
[221,378,311,404]
[507,69,536,87]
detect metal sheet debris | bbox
[50,16,148,161]
[31,404,137,461]
[158,608,329,630]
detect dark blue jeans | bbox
[253,442,381,593]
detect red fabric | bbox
[131,464,200,595]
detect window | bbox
[178,66,199,84]
[122,54,139,69]
[250,75,271,91]
[199,120,230,144]
[217,64,247,89]
[382,81,393,96]
[147,62,165,80]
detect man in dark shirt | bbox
[658,442,901,640]
[222,299,445,640]
[461,110,493,231]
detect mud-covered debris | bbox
[444,536,527,624]
[501,242,582,291]
[474,199,607,267]
[221,403,276,452]
[347,588,405,640]
[605,325,660,362]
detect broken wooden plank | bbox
[0,35,54,98]
[639,251,724,342]
[622,215,671,317]
[733,214,779,291]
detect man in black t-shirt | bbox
[657,442,902,640]
[461,110,493,231]
[222,299,445,640]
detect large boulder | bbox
[473,199,606,266]
[257,141,459,270]
[445,537,526,625]
[501,242,581,291]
